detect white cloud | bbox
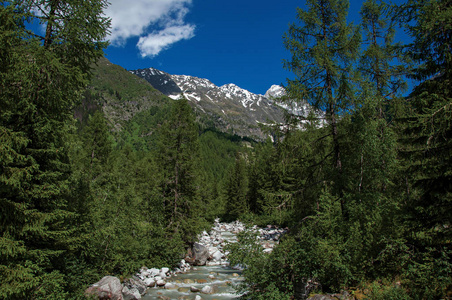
[137,25,195,57]
[105,0,195,57]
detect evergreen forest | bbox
[0,0,451,299]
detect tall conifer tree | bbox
[360,0,407,104]
[225,152,249,220]
[397,0,452,245]
[356,0,405,193]
[283,0,360,216]
[391,1,452,296]
[0,1,109,298]
[156,99,206,243]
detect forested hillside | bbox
[77,57,168,132]
[1,0,451,299]
[225,0,452,298]
[0,1,245,298]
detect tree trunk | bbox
[44,1,58,48]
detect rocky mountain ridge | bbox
[86,58,318,140]
[265,84,317,119]
[264,84,286,99]
[130,68,290,140]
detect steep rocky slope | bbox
[130,68,286,139]
[79,57,168,131]
[84,58,318,140]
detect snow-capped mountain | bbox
[131,68,182,96]
[264,84,286,100]
[86,58,320,140]
[130,68,288,139]
[264,84,320,120]
[219,83,266,108]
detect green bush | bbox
[356,281,410,300]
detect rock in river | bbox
[192,242,209,266]
[85,276,123,300]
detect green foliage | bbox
[230,0,451,298]
[396,0,452,248]
[293,190,356,292]
[85,56,169,134]
[224,152,250,220]
[283,0,362,221]
[118,102,172,151]
[90,57,163,104]
[67,118,186,291]
[248,135,305,226]
[1,0,451,298]
[403,247,452,300]
[74,90,102,130]
[156,98,209,243]
[199,129,243,182]
[0,0,109,298]
[227,192,347,298]
[226,228,293,299]
[393,4,452,298]
[283,0,361,110]
[359,0,407,99]
[198,129,246,218]
[360,281,410,300]
[82,111,113,166]
[1,3,198,297]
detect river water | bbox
[142,265,244,299]
[142,230,244,300]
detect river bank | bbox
[85,219,287,299]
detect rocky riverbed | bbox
[85,219,287,300]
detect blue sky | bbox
[103,0,408,96]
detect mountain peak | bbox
[265,85,286,100]
[219,83,264,107]
[130,67,286,140]
[146,67,166,76]
[129,68,182,96]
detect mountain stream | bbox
[143,229,243,300]
[141,265,244,299]
[139,221,285,300]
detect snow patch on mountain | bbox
[167,74,272,111]
[168,94,182,100]
[264,85,316,118]
[264,85,286,100]
[130,66,322,139]
[219,83,266,108]
[172,75,217,91]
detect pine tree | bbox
[397,0,452,246]
[283,0,361,217]
[225,152,249,220]
[354,0,405,196]
[392,1,452,297]
[329,0,405,276]
[0,1,109,298]
[71,109,117,273]
[81,110,113,175]
[247,139,274,215]
[359,0,407,104]
[156,99,207,243]
[247,137,301,224]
